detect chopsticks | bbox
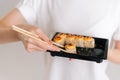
[12,25,68,52]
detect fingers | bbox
[19,34,60,52]
[69,58,74,61]
[27,38,60,51]
[26,43,46,53]
[27,27,60,51]
[17,25,61,52]
[34,28,52,44]
[27,27,52,45]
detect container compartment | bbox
[50,32,109,63]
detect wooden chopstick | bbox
[12,25,67,52]
[51,41,64,48]
[12,25,64,48]
[12,25,39,37]
[12,25,46,44]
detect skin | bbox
[0,8,120,64]
[0,8,60,52]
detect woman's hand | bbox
[17,25,61,52]
[108,41,120,64]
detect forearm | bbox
[0,8,27,44]
[108,48,120,64]
[0,25,20,44]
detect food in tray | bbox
[56,33,67,39]
[53,32,95,54]
[84,36,95,48]
[65,34,76,45]
[75,35,84,47]
[65,43,76,54]
[51,32,108,63]
[53,33,67,46]
[53,36,65,45]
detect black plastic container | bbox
[50,32,109,63]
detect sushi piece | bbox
[84,36,95,48]
[54,33,67,45]
[65,34,76,45]
[75,35,84,47]
[53,36,65,45]
[65,43,76,54]
[56,33,67,40]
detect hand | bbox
[16,25,61,52]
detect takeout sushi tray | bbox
[49,32,109,63]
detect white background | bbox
[0,0,120,80]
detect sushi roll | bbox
[75,35,84,47]
[84,36,95,48]
[53,36,65,45]
[56,33,67,40]
[65,34,76,45]
[65,43,76,54]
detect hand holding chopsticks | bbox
[12,25,67,52]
